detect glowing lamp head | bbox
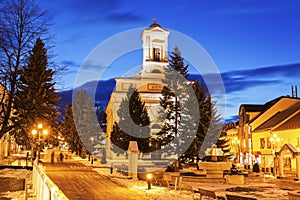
[37,123,43,129]
[43,130,48,135]
[146,173,153,180]
[32,129,37,135]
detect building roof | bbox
[241,104,265,112]
[277,143,299,158]
[149,17,161,28]
[145,18,168,31]
[255,104,300,131]
[249,96,300,124]
[274,111,300,131]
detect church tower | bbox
[140,18,170,78]
[106,19,170,160]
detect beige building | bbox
[237,96,300,177]
[106,20,170,159]
[0,83,16,159]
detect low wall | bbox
[225,175,244,184]
[32,161,68,200]
[198,162,232,171]
[181,176,226,183]
[288,191,300,200]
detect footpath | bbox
[2,153,300,199]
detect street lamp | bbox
[32,123,48,162]
[270,133,280,177]
[146,173,153,189]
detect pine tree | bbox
[0,0,51,139]
[61,104,83,154]
[216,130,231,159]
[110,86,151,155]
[73,89,104,154]
[15,38,60,146]
[157,50,199,163]
[169,47,189,79]
[199,99,222,158]
[158,47,222,164]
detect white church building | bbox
[106,19,171,159]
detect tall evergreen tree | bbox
[158,47,221,164]
[199,99,222,157]
[110,86,151,155]
[61,104,83,154]
[0,0,51,139]
[169,47,189,79]
[157,47,199,163]
[216,130,231,159]
[73,89,103,154]
[15,38,60,146]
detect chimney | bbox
[292,85,298,98]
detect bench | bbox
[198,187,226,200]
[226,194,257,200]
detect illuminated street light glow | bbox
[32,123,48,162]
[38,123,43,129]
[32,129,37,135]
[146,173,153,189]
[270,132,281,177]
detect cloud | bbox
[219,63,300,94]
[106,10,144,23]
[60,60,79,68]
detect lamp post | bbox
[270,133,280,177]
[232,137,240,164]
[32,123,48,162]
[146,173,153,189]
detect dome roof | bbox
[149,17,161,28]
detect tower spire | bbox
[153,17,157,24]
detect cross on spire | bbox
[153,17,157,24]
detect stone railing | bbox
[32,160,68,200]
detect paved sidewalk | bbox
[42,157,149,200]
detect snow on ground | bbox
[92,166,298,200]
[1,156,300,200]
[0,168,33,200]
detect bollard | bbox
[110,163,113,174]
[91,156,94,165]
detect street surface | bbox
[43,161,148,200]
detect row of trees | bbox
[0,0,230,161]
[0,0,101,155]
[0,0,62,147]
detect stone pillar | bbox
[128,141,139,180]
[296,154,300,181]
[278,155,284,178]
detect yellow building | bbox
[106,20,170,159]
[238,96,300,176]
[0,83,16,159]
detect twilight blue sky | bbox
[38,0,300,120]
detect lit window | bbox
[153,48,160,61]
[260,138,265,149]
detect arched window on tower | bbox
[153,48,160,61]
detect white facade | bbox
[106,20,170,159]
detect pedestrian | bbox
[51,151,55,164]
[59,152,64,162]
[253,162,260,173]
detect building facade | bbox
[106,20,170,159]
[237,96,300,175]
